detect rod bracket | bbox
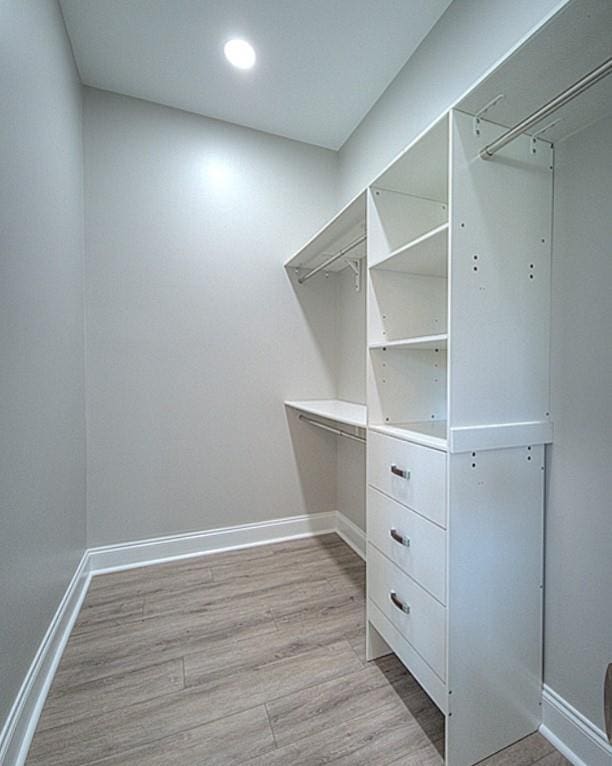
[473,94,505,136]
[529,119,560,156]
[345,258,362,292]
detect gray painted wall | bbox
[337,0,566,203]
[83,88,340,546]
[0,0,86,732]
[546,116,612,732]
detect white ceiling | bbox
[59,0,452,149]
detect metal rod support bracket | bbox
[481,58,612,160]
[473,94,505,136]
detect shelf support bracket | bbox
[473,94,505,136]
[345,258,362,292]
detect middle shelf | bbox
[369,334,447,351]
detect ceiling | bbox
[59,0,452,150]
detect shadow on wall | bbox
[284,406,338,515]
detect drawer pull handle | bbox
[390,464,410,480]
[390,528,410,547]
[390,591,410,614]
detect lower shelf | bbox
[369,420,448,451]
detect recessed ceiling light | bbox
[224,39,256,70]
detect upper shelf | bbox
[285,399,367,429]
[284,191,366,275]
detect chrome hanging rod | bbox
[298,414,366,444]
[297,234,366,284]
[480,57,612,160]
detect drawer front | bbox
[367,430,447,527]
[367,543,446,680]
[367,486,446,604]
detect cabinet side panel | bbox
[446,446,544,766]
[448,109,552,432]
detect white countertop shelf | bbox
[369,420,448,450]
[369,334,447,352]
[285,399,367,429]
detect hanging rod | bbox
[480,57,612,160]
[297,234,366,284]
[298,414,366,443]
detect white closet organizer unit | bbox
[365,108,553,766]
[284,191,367,442]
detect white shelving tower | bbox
[365,110,553,765]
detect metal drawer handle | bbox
[390,464,410,480]
[390,528,410,547]
[390,591,410,614]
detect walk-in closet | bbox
[2,1,611,765]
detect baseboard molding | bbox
[335,511,366,560]
[0,553,90,766]
[88,511,338,574]
[540,685,612,766]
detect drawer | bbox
[367,486,446,604]
[367,430,447,527]
[367,543,446,680]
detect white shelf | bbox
[285,399,367,429]
[369,334,447,351]
[370,223,448,277]
[284,191,366,274]
[369,420,448,451]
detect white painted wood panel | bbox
[448,109,552,436]
[369,270,447,343]
[367,486,446,604]
[446,445,545,766]
[367,430,446,527]
[368,347,447,427]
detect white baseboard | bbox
[88,511,337,574]
[0,554,90,766]
[540,685,612,766]
[335,511,366,560]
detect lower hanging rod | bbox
[480,57,612,160]
[298,414,366,443]
[297,234,366,284]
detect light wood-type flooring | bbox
[26,534,569,765]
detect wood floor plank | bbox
[477,733,555,765]
[71,596,144,635]
[183,639,362,699]
[142,570,336,620]
[27,642,359,766]
[266,663,416,746]
[53,603,277,688]
[86,561,213,606]
[240,699,442,766]
[532,752,572,766]
[210,546,363,585]
[81,705,275,766]
[36,658,183,731]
